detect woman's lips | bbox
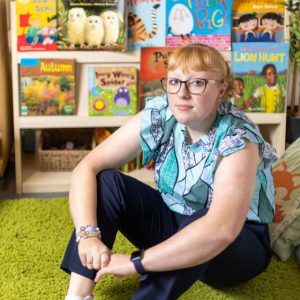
[176,104,193,111]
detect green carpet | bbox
[0,198,299,300]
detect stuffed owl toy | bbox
[67,7,87,48]
[85,15,104,47]
[100,10,120,45]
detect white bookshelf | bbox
[10,2,287,194]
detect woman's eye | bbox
[169,79,180,85]
[191,80,205,86]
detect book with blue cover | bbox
[231,42,289,113]
[165,0,232,51]
[127,0,165,51]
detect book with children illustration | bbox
[127,0,165,51]
[232,0,285,43]
[139,46,177,109]
[20,58,76,115]
[88,66,137,116]
[165,1,232,51]
[231,42,289,113]
[16,0,57,51]
[57,0,126,51]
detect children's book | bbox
[20,58,76,115]
[88,66,138,116]
[127,0,165,51]
[139,46,177,109]
[232,0,285,43]
[57,0,126,51]
[16,0,57,51]
[165,1,232,51]
[231,42,289,113]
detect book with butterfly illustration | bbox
[139,46,177,109]
[16,0,57,51]
[127,0,165,51]
[165,1,232,51]
[231,42,289,113]
[232,0,285,43]
[88,66,138,116]
[20,58,76,115]
[57,0,126,51]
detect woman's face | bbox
[166,68,224,130]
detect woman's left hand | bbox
[94,253,137,282]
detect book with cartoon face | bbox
[165,1,232,51]
[232,0,285,43]
[88,66,138,116]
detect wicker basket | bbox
[38,128,94,171]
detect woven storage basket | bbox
[38,128,94,171]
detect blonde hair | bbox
[168,44,234,99]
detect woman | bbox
[61,44,277,300]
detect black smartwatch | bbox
[130,249,148,280]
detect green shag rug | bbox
[0,198,299,300]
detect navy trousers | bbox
[61,169,272,300]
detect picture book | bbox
[57,0,126,51]
[232,0,285,43]
[140,46,177,109]
[127,0,165,51]
[88,66,138,116]
[165,0,232,51]
[231,42,289,113]
[16,0,57,51]
[20,58,76,115]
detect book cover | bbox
[231,42,289,113]
[139,46,177,109]
[88,66,138,116]
[20,58,76,116]
[57,0,126,51]
[16,0,57,51]
[232,0,285,43]
[165,1,232,51]
[127,0,165,51]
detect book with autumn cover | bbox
[139,46,177,109]
[127,0,165,51]
[57,0,126,51]
[20,58,76,115]
[231,42,289,113]
[88,66,138,116]
[232,0,285,43]
[16,0,57,51]
[165,1,232,51]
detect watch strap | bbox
[130,249,147,280]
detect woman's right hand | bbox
[78,237,111,270]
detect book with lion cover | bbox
[127,0,165,51]
[20,58,76,115]
[231,42,289,113]
[57,0,126,51]
[16,0,57,51]
[232,0,285,43]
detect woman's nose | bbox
[177,83,190,98]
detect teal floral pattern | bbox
[141,94,277,223]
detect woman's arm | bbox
[95,141,260,279]
[69,113,142,270]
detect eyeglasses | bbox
[160,77,223,95]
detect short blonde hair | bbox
[168,44,234,99]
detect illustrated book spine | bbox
[16,0,57,51]
[231,42,289,113]
[127,0,166,51]
[88,66,138,116]
[165,0,232,51]
[20,58,76,116]
[57,0,127,51]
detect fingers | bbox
[85,251,111,270]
